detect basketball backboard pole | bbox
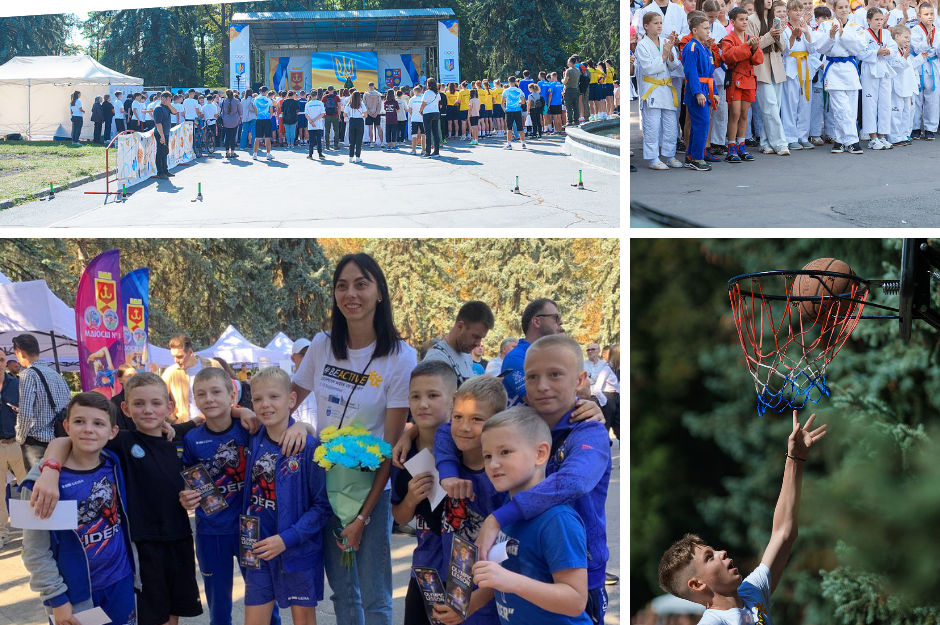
[900,238,940,340]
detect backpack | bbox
[325,95,337,115]
[33,367,68,438]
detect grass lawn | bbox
[0,141,116,203]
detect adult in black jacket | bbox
[102,94,115,142]
[91,96,104,144]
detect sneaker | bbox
[267,153,274,159]
[879,137,893,149]
[788,142,803,150]
[349,156,354,162]
[737,145,755,161]
[394,523,417,536]
[810,136,825,145]
[685,158,712,171]
[868,138,886,150]
[410,149,417,154]
[823,135,835,144]
[745,137,760,147]
[356,157,362,163]
[927,131,936,140]
[800,140,815,149]
[725,144,741,163]
[709,143,727,155]
[307,155,313,159]
[649,160,669,170]
[667,158,684,168]
[521,142,527,149]
[847,142,864,154]
[831,142,845,153]
[319,153,325,159]
[676,139,687,153]
[421,153,432,158]
[912,129,922,140]
[776,146,790,156]
[703,149,721,162]
[504,143,512,150]
[252,153,258,160]
[606,572,620,586]
[761,145,776,154]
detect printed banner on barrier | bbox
[438,20,460,84]
[230,25,250,92]
[120,267,149,371]
[75,249,124,395]
[311,51,378,92]
[115,124,194,189]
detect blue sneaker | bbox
[704,149,721,163]
[725,144,741,163]
[737,143,755,161]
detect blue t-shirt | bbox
[518,79,535,98]
[698,564,774,625]
[391,446,446,572]
[472,361,485,376]
[254,96,273,120]
[442,463,503,624]
[537,80,552,103]
[182,420,251,536]
[248,433,280,539]
[502,87,525,113]
[500,339,531,406]
[60,456,132,591]
[494,505,590,625]
[549,81,564,105]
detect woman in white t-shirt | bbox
[292,253,416,625]
[69,91,85,146]
[419,78,442,157]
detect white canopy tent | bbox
[0,277,172,372]
[0,55,142,140]
[0,279,80,371]
[264,332,295,357]
[198,325,285,366]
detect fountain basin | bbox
[564,119,620,172]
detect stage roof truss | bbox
[231,9,454,50]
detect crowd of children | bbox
[16,331,615,625]
[631,0,940,171]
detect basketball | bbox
[793,258,857,322]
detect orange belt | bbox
[699,77,718,110]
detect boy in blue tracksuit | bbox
[683,14,720,171]
[242,367,331,625]
[180,368,309,625]
[20,392,140,625]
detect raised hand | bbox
[830,20,841,38]
[788,409,827,460]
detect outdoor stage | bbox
[229,8,460,94]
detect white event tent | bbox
[264,332,295,357]
[0,276,173,371]
[198,325,285,367]
[0,55,142,140]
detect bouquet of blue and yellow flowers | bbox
[314,422,392,567]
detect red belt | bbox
[699,77,718,110]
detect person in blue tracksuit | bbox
[683,14,721,170]
[242,367,331,625]
[20,393,140,625]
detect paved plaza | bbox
[0,134,620,228]
[0,441,621,625]
[629,99,940,228]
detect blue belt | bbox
[921,55,939,92]
[822,56,860,87]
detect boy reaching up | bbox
[658,410,827,623]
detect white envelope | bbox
[9,499,77,530]
[403,447,447,510]
[73,607,111,625]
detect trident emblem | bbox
[333,55,357,82]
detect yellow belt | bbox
[642,76,679,107]
[789,51,811,101]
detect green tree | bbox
[0,14,80,65]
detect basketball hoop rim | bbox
[728,269,901,317]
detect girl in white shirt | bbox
[859,7,901,149]
[344,91,367,162]
[69,91,84,146]
[637,12,683,169]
